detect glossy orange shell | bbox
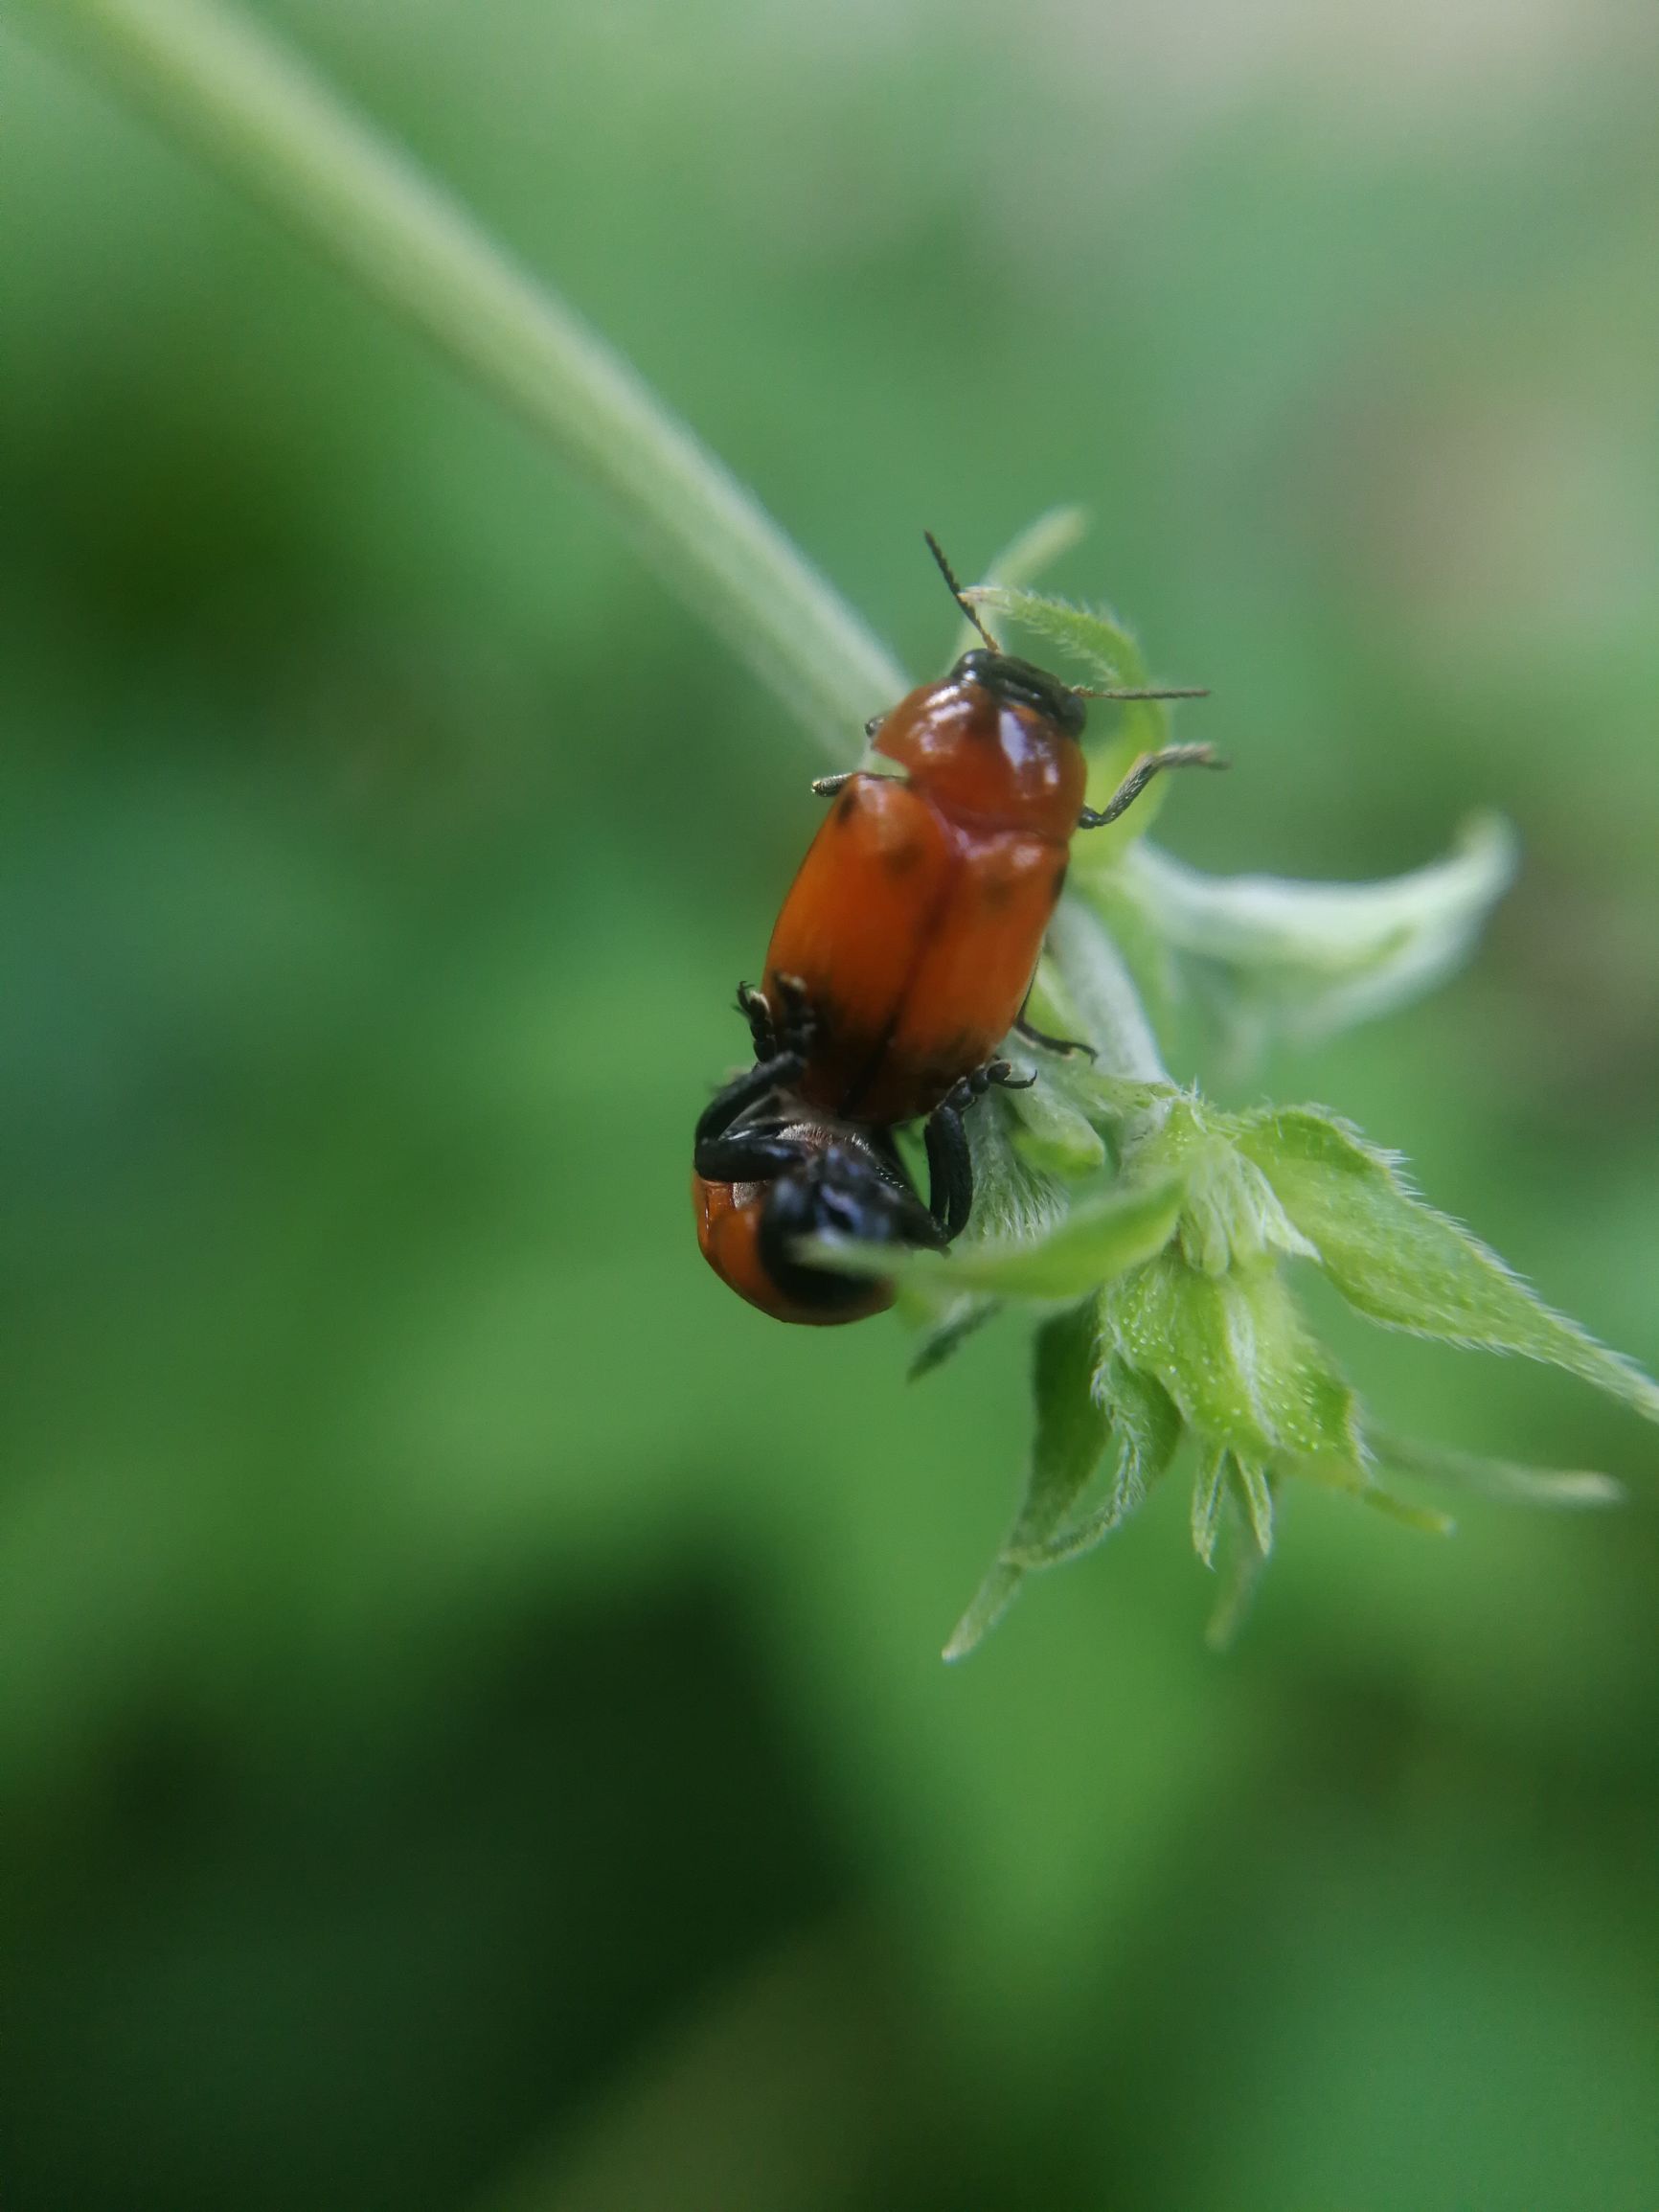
[692,1173,895,1327]
[761,669,1083,1124]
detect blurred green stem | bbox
[21,0,906,751]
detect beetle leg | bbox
[767,971,818,1058]
[1077,742,1224,830]
[1012,1006,1097,1060]
[734,971,818,1063]
[695,1050,807,1153]
[920,1060,1031,1243]
[694,1127,811,1182]
[736,980,775,1058]
[922,1093,974,1244]
[985,1058,1036,1093]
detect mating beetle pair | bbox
[694,537,1216,1324]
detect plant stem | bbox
[18,0,906,754]
[1047,901,1171,1084]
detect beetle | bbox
[695,536,1217,1322]
[755,534,1216,1127]
[693,976,1014,1325]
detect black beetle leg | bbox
[1012,996,1097,1060]
[920,1059,1031,1243]
[923,1093,974,1244]
[695,1048,807,1161]
[694,1127,811,1183]
[736,980,775,1059]
[985,1058,1035,1093]
[768,971,817,1058]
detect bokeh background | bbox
[3,1,1658,2205]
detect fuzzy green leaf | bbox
[1103,1250,1364,1467]
[948,509,1090,658]
[1233,1456,1276,1555]
[1003,1054,1108,1176]
[1009,1354,1183,1566]
[1176,1139,1319,1278]
[1206,1499,1271,1651]
[905,1296,1000,1381]
[804,1174,1183,1303]
[943,1300,1110,1658]
[965,584,1142,689]
[1240,1109,1659,1424]
[961,1086,1072,1246]
[1015,1301,1114,1545]
[1191,1445,1230,1567]
[1113,815,1516,1053]
[1006,1307,1109,1541]
[1044,899,1174,1087]
[1094,1354,1186,1522]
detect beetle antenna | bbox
[1071,684,1211,702]
[923,531,1002,654]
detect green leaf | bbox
[943,1300,1110,1659]
[1073,874,1184,1049]
[1095,1353,1186,1520]
[1191,1444,1229,1566]
[1176,1138,1319,1277]
[941,1564,1023,1665]
[1240,1108,1659,1425]
[1044,898,1174,1086]
[1205,1501,1270,1651]
[1009,1354,1184,1565]
[940,1174,1186,1299]
[1111,816,1517,1054]
[1002,1302,1113,1552]
[948,508,1090,657]
[1358,1489,1458,1538]
[1368,1427,1623,1510]
[1103,1250,1364,1467]
[1284,1447,1458,1535]
[1002,1053,1108,1175]
[905,1296,1000,1380]
[961,1085,1072,1246]
[1232,1456,1276,1555]
[965,584,1144,689]
[803,1174,1183,1303]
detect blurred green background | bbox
[3,2,1658,2206]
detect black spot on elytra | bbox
[1051,858,1069,901]
[833,789,860,826]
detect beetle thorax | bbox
[875,672,1086,841]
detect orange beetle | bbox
[692,1107,937,1327]
[758,536,1214,1126]
[693,537,1215,1324]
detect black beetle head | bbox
[758,1137,943,1312]
[952,649,1088,739]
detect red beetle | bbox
[694,537,1216,1323]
